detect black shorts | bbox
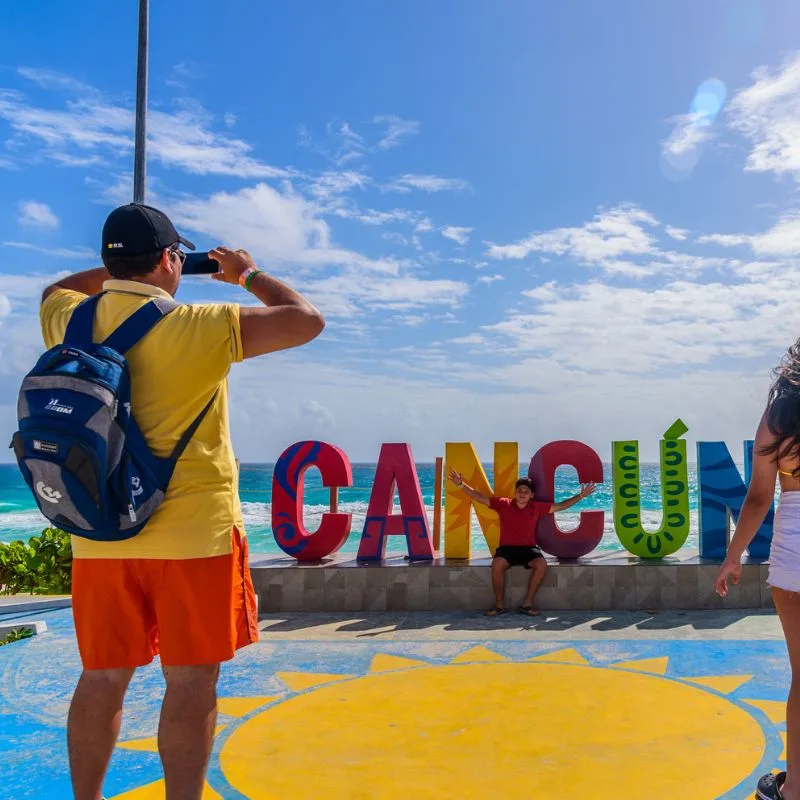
[494,545,545,568]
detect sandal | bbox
[757,771,786,800]
[519,606,540,617]
[485,607,507,616]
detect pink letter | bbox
[528,440,604,559]
[357,443,435,561]
[272,441,353,561]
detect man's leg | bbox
[68,667,135,800]
[487,557,511,614]
[521,558,548,614]
[159,663,220,800]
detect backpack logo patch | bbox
[36,481,62,504]
[32,440,59,455]
[45,398,73,415]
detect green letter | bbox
[612,419,690,558]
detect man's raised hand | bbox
[209,247,255,285]
[448,468,464,487]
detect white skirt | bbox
[768,492,800,592]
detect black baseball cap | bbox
[101,203,195,257]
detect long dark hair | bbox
[762,340,800,477]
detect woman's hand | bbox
[448,468,464,487]
[715,558,742,598]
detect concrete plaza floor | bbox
[0,601,791,799]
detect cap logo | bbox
[107,243,124,249]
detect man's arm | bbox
[210,247,324,359]
[447,469,491,506]
[550,482,597,513]
[41,267,110,304]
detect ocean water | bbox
[0,462,710,555]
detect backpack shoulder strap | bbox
[168,389,219,462]
[102,297,178,355]
[63,293,104,348]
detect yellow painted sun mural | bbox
[108,645,786,800]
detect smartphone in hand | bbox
[182,253,219,275]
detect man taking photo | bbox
[38,203,324,800]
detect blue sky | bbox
[2,0,800,462]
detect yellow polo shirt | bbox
[39,279,245,560]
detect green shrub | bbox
[0,628,34,646]
[0,528,72,595]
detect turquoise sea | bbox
[0,462,711,555]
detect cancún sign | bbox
[270,419,773,563]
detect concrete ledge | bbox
[0,620,47,638]
[0,595,71,615]
[249,550,770,612]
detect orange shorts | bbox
[71,528,259,670]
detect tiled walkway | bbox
[0,604,790,799]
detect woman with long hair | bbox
[716,343,800,800]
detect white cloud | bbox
[166,62,206,89]
[300,273,469,318]
[727,52,800,181]
[441,225,472,245]
[382,231,409,246]
[18,201,59,230]
[334,207,418,227]
[3,242,95,259]
[661,112,714,158]
[164,183,470,319]
[485,270,800,374]
[486,204,658,265]
[373,115,420,150]
[665,225,688,241]
[16,67,95,95]
[308,171,371,201]
[698,214,800,256]
[224,112,237,128]
[384,174,470,193]
[327,120,367,165]
[477,274,504,285]
[0,78,289,179]
[696,233,751,247]
[300,399,335,429]
[451,334,486,345]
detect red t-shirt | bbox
[489,496,552,547]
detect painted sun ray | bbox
[781,730,787,761]
[276,671,354,691]
[117,725,227,753]
[742,698,787,724]
[529,648,589,665]
[608,656,668,675]
[369,653,429,672]
[217,695,282,718]
[450,645,508,663]
[109,778,222,799]
[683,675,754,694]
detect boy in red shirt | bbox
[448,470,596,616]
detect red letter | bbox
[357,443,434,561]
[272,441,353,561]
[528,440,604,559]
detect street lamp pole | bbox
[133,0,149,204]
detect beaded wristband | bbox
[239,267,261,291]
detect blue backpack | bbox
[11,293,215,541]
